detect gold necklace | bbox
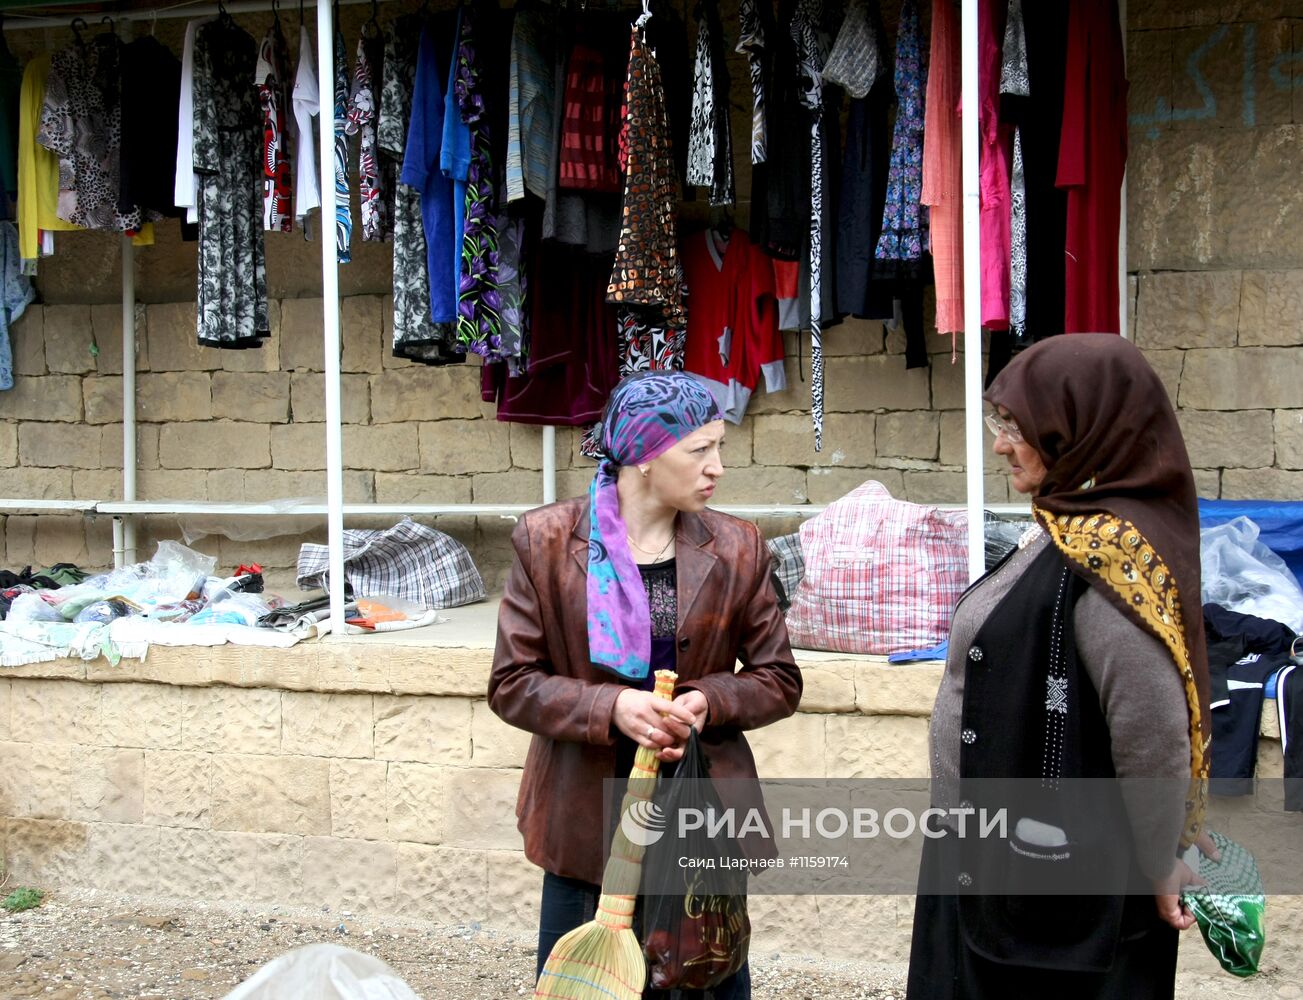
[627,531,675,562]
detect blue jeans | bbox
[537,871,752,999]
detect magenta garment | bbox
[979,0,1012,330]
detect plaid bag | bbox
[296,518,486,609]
[785,480,968,654]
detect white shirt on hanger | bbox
[292,24,321,223]
[174,16,215,225]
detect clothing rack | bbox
[0,0,1131,632]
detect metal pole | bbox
[1118,0,1129,339]
[317,0,347,633]
[542,426,557,504]
[961,0,985,581]
[121,235,137,566]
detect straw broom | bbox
[533,668,678,1000]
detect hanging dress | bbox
[735,0,768,165]
[921,0,964,337]
[291,23,321,226]
[1001,0,1031,345]
[380,12,460,364]
[254,18,293,232]
[608,25,687,333]
[873,0,927,277]
[791,0,829,450]
[686,0,734,207]
[38,33,143,232]
[346,25,393,242]
[332,22,351,262]
[453,2,503,360]
[192,17,269,348]
[978,0,1012,330]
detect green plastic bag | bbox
[1182,830,1266,977]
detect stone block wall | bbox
[2,644,1298,978]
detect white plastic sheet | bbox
[222,943,422,1000]
[1201,516,1303,633]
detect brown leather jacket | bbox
[488,497,802,884]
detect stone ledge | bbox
[4,600,950,715]
[14,646,945,714]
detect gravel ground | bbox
[0,887,1294,999]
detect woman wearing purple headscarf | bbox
[490,371,802,995]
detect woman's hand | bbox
[1152,856,1205,931]
[613,689,699,762]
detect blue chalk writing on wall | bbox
[1130,25,1229,139]
[1128,22,1303,140]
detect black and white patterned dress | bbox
[735,0,768,165]
[686,0,734,207]
[377,14,461,365]
[192,18,269,348]
[792,0,830,451]
[1001,0,1030,343]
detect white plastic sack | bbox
[222,943,422,1000]
[1200,516,1303,633]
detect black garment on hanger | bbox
[1004,1,1069,342]
[121,36,182,218]
[836,83,893,322]
[0,21,22,210]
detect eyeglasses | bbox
[984,412,1024,444]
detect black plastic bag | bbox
[640,730,750,990]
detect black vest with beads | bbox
[951,542,1158,971]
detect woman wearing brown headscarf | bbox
[906,335,1213,998]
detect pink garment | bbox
[978,0,1012,329]
[921,0,964,335]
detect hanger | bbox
[363,0,381,37]
[272,0,283,30]
[70,16,89,51]
[216,0,235,29]
[99,14,115,35]
[634,0,653,29]
[299,0,305,28]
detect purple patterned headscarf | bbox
[587,371,723,679]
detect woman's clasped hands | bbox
[614,687,710,761]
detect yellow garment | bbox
[17,54,80,261]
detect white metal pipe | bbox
[2,0,374,31]
[317,0,347,634]
[542,426,557,504]
[1119,0,1129,339]
[960,0,985,581]
[121,235,138,565]
[112,516,125,570]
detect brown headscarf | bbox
[985,334,1211,843]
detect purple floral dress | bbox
[873,0,928,276]
[453,4,504,361]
